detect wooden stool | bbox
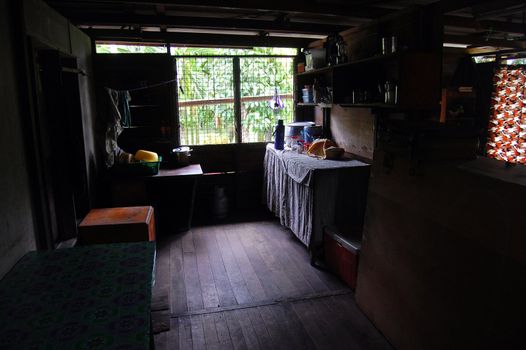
[78,206,155,245]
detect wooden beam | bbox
[68,13,346,35]
[47,0,393,19]
[439,0,495,13]
[233,57,241,143]
[178,94,293,107]
[471,1,526,19]
[444,15,526,35]
[84,29,312,48]
[443,34,526,49]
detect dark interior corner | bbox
[1,0,526,349]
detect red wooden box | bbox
[324,227,361,289]
[78,206,155,245]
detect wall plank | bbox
[0,0,36,277]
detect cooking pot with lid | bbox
[170,146,192,167]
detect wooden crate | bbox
[78,206,155,245]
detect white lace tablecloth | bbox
[264,144,370,247]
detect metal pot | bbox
[170,146,192,167]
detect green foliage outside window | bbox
[176,48,295,145]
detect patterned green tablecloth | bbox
[0,242,155,350]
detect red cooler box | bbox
[324,226,361,289]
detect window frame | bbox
[172,52,297,146]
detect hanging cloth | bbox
[104,88,130,168]
[486,66,526,164]
[118,90,132,128]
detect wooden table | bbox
[155,164,203,178]
[264,144,370,264]
[111,164,203,232]
[0,242,156,349]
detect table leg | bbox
[185,177,198,231]
[310,241,326,268]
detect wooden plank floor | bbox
[153,220,393,350]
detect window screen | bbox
[176,57,235,145]
[240,57,294,143]
[176,55,294,145]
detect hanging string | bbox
[106,78,177,93]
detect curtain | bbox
[486,66,526,164]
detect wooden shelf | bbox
[297,102,333,108]
[295,52,440,115]
[130,104,160,108]
[298,101,399,109]
[338,102,398,109]
[297,66,332,76]
[297,52,401,76]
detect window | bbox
[240,57,294,143]
[177,57,236,145]
[174,47,296,145]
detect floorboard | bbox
[214,227,252,304]
[194,229,221,309]
[170,238,188,315]
[202,227,238,308]
[155,220,393,350]
[225,225,268,302]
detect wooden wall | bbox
[22,0,100,204]
[69,24,100,206]
[0,0,37,277]
[2,0,100,250]
[356,144,526,349]
[330,106,375,160]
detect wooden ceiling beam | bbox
[471,1,526,19]
[439,0,495,14]
[444,15,526,35]
[47,0,393,19]
[443,34,526,49]
[68,13,346,35]
[84,29,312,48]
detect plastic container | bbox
[290,136,303,153]
[304,125,323,143]
[286,121,315,143]
[302,87,314,103]
[114,156,162,176]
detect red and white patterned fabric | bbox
[486,67,526,164]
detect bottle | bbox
[274,119,285,150]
